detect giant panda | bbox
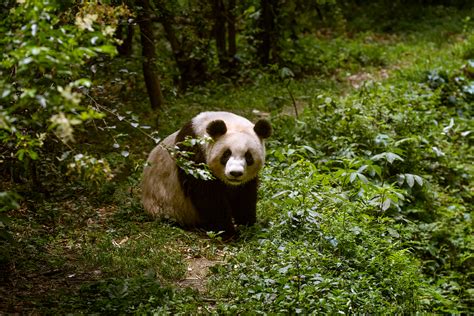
[142,111,272,238]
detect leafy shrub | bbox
[211,146,424,313]
[0,0,128,188]
[210,57,473,313]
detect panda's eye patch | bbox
[220,149,232,165]
[245,151,254,166]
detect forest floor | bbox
[1,5,473,314]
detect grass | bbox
[1,4,473,314]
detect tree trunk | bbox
[258,0,279,65]
[213,0,227,68]
[227,0,237,66]
[116,24,134,56]
[137,0,164,109]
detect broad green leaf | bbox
[382,198,391,211]
[414,175,423,186]
[350,172,357,183]
[20,88,37,98]
[28,150,39,160]
[432,146,445,157]
[303,145,317,155]
[386,152,403,164]
[94,45,117,56]
[357,173,368,184]
[280,67,294,79]
[17,149,25,161]
[357,165,368,173]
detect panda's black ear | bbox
[207,120,227,138]
[254,119,272,139]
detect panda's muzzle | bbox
[225,157,246,183]
[230,171,244,177]
[226,171,244,184]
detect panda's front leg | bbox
[188,180,236,237]
[200,205,236,239]
[228,178,258,226]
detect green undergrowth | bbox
[210,71,473,313]
[206,30,473,312]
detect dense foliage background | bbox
[1,0,473,313]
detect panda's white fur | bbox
[193,111,266,186]
[141,111,271,233]
[141,130,199,226]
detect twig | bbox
[286,80,299,118]
[84,92,159,142]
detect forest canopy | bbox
[0,0,473,313]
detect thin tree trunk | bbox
[227,0,236,61]
[137,0,164,109]
[161,16,180,55]
[259,0,271,65]
[213,0,227,68]
[117,24,134,56]
[258,0,279,65]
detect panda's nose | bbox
[230,171,243,177]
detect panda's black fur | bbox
[175,120,259,235]
[142,111,271,238]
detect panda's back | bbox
[141,131,200,226]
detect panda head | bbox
[205,118,272,186]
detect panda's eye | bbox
[245,151,254,166]
[220,149,232,165]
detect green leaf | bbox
[278,265,291,274]
[94,45,117,56]
[371,153,385,161]
[413,175,423,186]
[357,173,368,184]
[20,88,37,98]
[280,67,295,79]
[357,165,368,173]
[302,145,317,156]
[382,198,391,211]
[28,149,39,160]
[243,5,256,16]
[371,152,403,164]
[17,149,25,161]
[350,172,357,183]
[386,152,403,164]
